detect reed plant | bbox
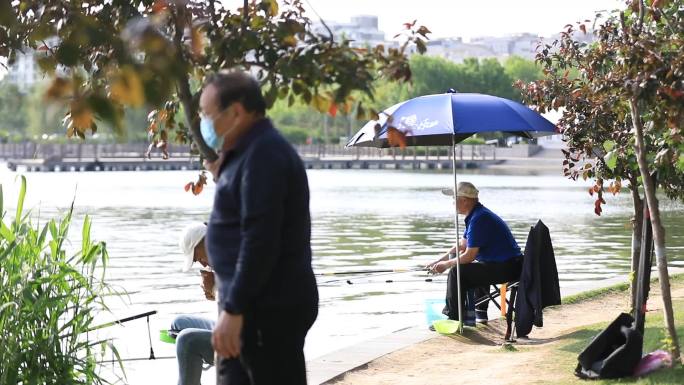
[0,176,123,384]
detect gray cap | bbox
[441,181,479,199]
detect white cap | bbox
[441,181,479,199]
[179,222,207,272]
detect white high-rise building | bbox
[4,48,46,91]
[3,38,60,92]
[313,15,386,48]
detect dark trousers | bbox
[445,258,522,321]
[217,305,318,385]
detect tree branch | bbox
[303,0,334,45]
[208,0,220,31]
[242,0,248,36]
[636,0,646,35]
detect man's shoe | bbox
[476,318,488,325]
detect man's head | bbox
[199,71,266,150]
[442,181,479,215]
[179,222,208,271]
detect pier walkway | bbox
[0,142,504,172]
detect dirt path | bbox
[328,283,684,385]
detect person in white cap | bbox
[180,222,215,300]
[171,222,216,385]
[426,181,523,326]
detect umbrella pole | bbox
[451,134,463,334]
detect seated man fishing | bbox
[426,181,522,325]
[171,222,216,385]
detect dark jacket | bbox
[514,220,561,337]
[206,118,318,315]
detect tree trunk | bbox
[630,98,681,361]
[172,5,218,162]
[177,73,218,162]
[629,178,643,313]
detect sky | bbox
[227,0,627,40]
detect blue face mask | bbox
[200,116,224,151]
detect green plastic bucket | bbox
[432,319,461,335]
[160,329,177,344]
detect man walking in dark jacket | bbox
[200,71,318,385]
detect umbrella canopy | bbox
[346,92,557,148]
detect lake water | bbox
[2,167,683,383]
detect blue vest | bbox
[464,202,521,262]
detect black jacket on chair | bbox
[514,220,561,337]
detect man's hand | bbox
[425,255,448,271]
[431,260,452,274]
[203,152,225,181]
[200,270,216,301]
[212,311,244,359]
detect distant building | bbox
[4,48,44,91]
[3,38,59,92]
[425,38,496,63]
[313,15,386,47]
[426,31,596,63]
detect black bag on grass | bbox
[575,313,643,379]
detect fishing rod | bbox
[79,310,159,360]
[97,355,176,364]
[319,276,445,286]
[87,310,158,332]
[315,267,427,277]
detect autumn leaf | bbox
[387,126,408,148]
[652,0,665,9]
[190,26,204,58]
[45,77,72,100]
[109,66,145,107]
[328,103,338,118]
[263,0,279,16]
[148,121,158,135]
[403,20,417,29]
[184,172,208,195]
[311,94,330,114]
[152,0,168,13]
[283,35,297,47]
[70,100,94,132]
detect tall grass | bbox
[0,176,122,384]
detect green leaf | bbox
[0,222,11,243]
[87,94,116,122]
[56,42,80,67]
[605,150,617,171]
[677,155,684,172]
[81,215,91,262]
[14,175,26,229]
[603,140,615,152]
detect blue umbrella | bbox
[347,91,557,148]
[346,91,557,333]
